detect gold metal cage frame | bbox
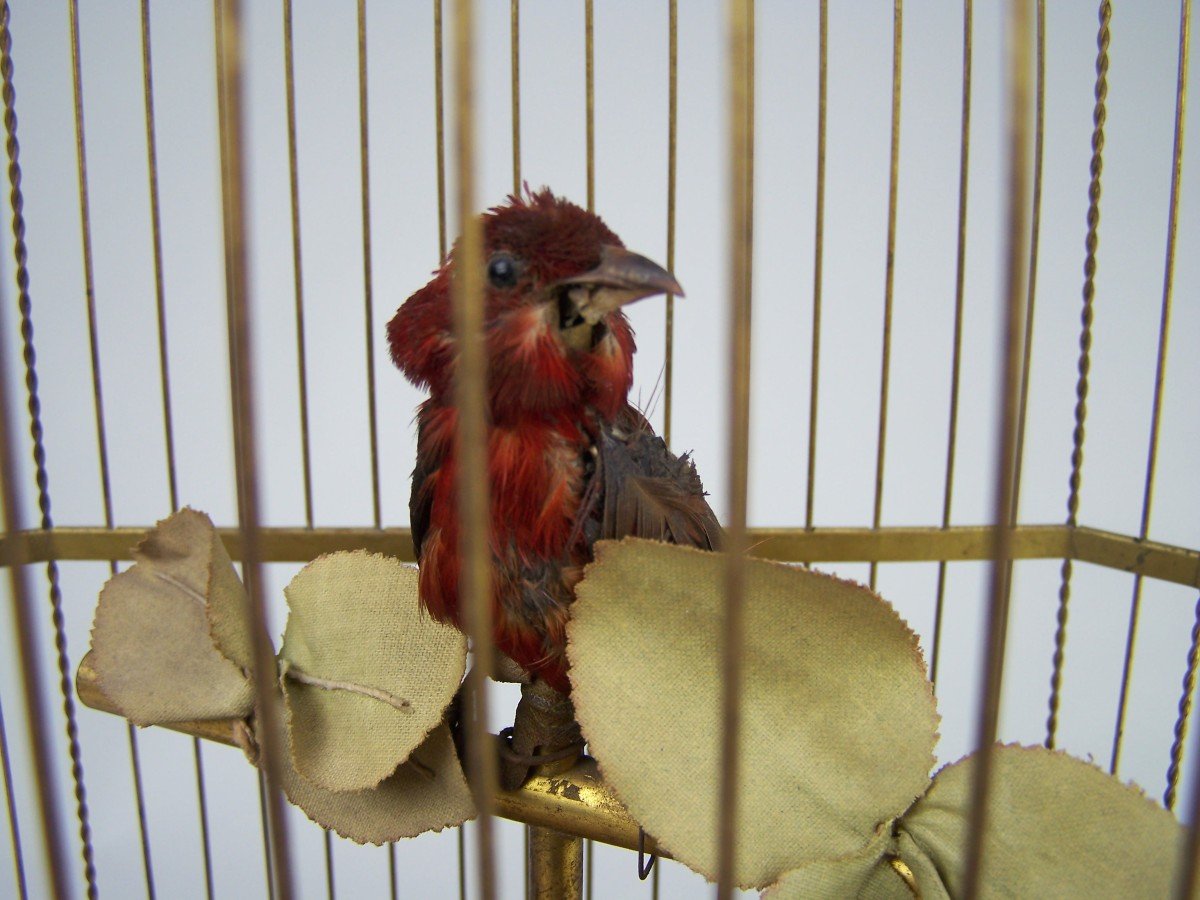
[0,0,1197,898]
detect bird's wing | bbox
[409,414,437,560]
[596,408,722,551]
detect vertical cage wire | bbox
[68,0,158,893]
[139,0,218,894]
[867,0,902,593]
[929,0,978,688]
[715,0,754,896]
[1120,0,1191,787]
[449,3,500,900]
[278,2,336,892]
[803,0,826,540]
[0,1,100,894]
[1046,0,1111,752]
[213,0,296,896]
[961,0,1033,896]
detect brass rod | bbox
[1047,0,1110,751]
[1118,0,1191,780]
[585,0,595,211]
[1010,0,1046,533]
[68,8,113,536]
[931,0,973,688]
[78,659,676,866]
[357,0,382,530]
[0,86,69,895]
[663,0,677,447]
[457,828,466,900]
[511,0,521,194]
[282,0,315,531]
[2,523,1197,585]
[68,4,158,890]
[450,1,498,898]
[1,2,101,893]
[804,0,827,532]
[357,1,389,878]
[141,0,178,514]
[279,22,332,884]
[214,1,296,895]
[584,832,592,899]
[716,0,753,895]
[960,1,1033,896]
[529,826,582,899]
[434,0,447,259]
[868,0,903,592]
[140,3,216,889]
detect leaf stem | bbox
[279,661,412,713]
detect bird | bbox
[388,188,720,781]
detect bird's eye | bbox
[487,253,519,288]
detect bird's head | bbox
[389,188,682,421]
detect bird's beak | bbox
[555,245,684,325]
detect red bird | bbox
[388,189,719,698]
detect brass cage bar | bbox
[1,523,1194,587]
[213,0,296,895]
[961,0,1034,894]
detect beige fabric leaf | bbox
[901,743,1183,898]
[280,722,475,844]
[279,550,467,793]
[89,509,253,725]
[567,539,938,890]
[762,822,899,899]
[764,828,951,899]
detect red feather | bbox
[390,189,714,694]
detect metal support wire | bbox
[804,0,827,535]
[868,0,903,592]
[662,0,678,448]
[213,1,296,896]
[450,2,499,899]
[356,0,382,535]
[66,4,158,895]
[584,0,595,212]
[1116,0,1191,781]
[930,0,974,687]
[511,0,520,195]
[0,3,99,895]
[1167,595,1200,811]
[1046,0,1111,750]
[960,1,1033,896]
[716,0,754,896]
[279,4,336,888]
[137,4,217,892]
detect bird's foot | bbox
[499,678,584,790]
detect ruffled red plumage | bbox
[389,189,711,693]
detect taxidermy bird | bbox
[389,189,720,785]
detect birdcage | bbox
[0,0,1197,897]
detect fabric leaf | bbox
[279,550,466,793]
[89,508,253,725]
[280,722,475,844]
[567,539,938,890]
[900,744,1183,897]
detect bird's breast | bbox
[488,416,588,563]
